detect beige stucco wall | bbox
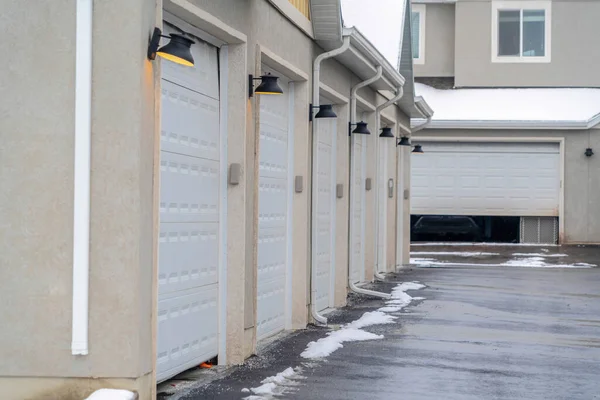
[454,0,600,87]
[415,128,600,244]
[414,3,455,78]
[0,0,159,398]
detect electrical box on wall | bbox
[388,179,394,198]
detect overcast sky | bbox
[340,0,405,67]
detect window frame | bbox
[491,0,552,64]
[412,4,426,65]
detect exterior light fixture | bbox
[249,73,283,97]
[348,121,370,136]
[148,28,195,67]
[379,127,395,138]
[585,148,594,157]
[397,136,411,147]
[310,104,337,121]
[412,144,424,154]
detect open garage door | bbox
[411,142,560,217]
[157,25,222,382]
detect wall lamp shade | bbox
[249,73,283,97]
[379,127,395,138]
[349,121,370,136]
[314,104,337,119]
[585,148,594,157]
[397,136,411,146]
[412,144,424,154]
[148,28,194,67]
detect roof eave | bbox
[413,117,600,130]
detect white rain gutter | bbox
[374,86,404,281]
[72,0,93,356]
[310,36,351,326]
[348,65,391,300]
[411,117,432,134]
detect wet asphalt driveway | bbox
[169,246,600,400]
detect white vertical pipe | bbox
[310,37,350,325]
[347,66,390,300]
[72,0,93,356]
[373,87,403,280]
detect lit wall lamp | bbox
[379,127,395,138]
[148,28,195,67]
[249,73,283,97]
[309,104,337,121]
[585,148,594,157]
[348,121,370,136]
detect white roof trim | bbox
[411,116,600,130]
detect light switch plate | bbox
[295,176,303,193]
[229,163,242,185]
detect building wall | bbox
[0,0,413,398]
[0,0,158,398]
[413,3,455,78]
[454,0,600,88]
[414,128,600,244]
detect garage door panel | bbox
[412,142,560,217]
[158,222,218,294]
[156,284,218,382]
[160,151,219,224]
[256,275,286,339]
[161,81,220,160]
[257,226,287,283]
[258,177,287,230]
[259,123,288,180]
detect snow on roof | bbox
[415,83,600,129]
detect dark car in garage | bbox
[411,215,483,242]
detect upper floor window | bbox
[492,1,551,63]
[412,4,426,64]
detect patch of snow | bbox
[248,367,301,397]
[378,282,426,313]
[378,305,403,313]
[241,388,250,393]
[410,257,436,266]
[346,311,397,329]
[416,261,595,269]
[512,253,567,257]
[503,256,546,267]
[85,389,136,400]
[397,282,426,291]
[414,82,600,124]
[411,251,500,257]
[301,328,383,359]
[250,383,277,396]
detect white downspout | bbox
[72,0,93,356]
[374,87,404,281]
[310,36,351,325]
[348,65,391,300]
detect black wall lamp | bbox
[412,144,424,154]
[348,121,370,136]
[379,127,395,138]
[249,73,283,97]
[397,136,411,146]
[309,104,337,121]
[585,148,594,157]
[148,28,195,67]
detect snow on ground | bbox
[346,311,397,329]
[411,251,500,257]
[512,253,568,257]
[301,328,384,359]
[411,255,596,269]
[246,367,302,398]
[85,389,136,400]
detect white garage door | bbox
[349,134,367,283]
[257,68,292,340]
[157,25,222,382]
[411,142,560,216]
[313,113,337,312]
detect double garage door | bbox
[411,141,561,217]
[157,26,223,382]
